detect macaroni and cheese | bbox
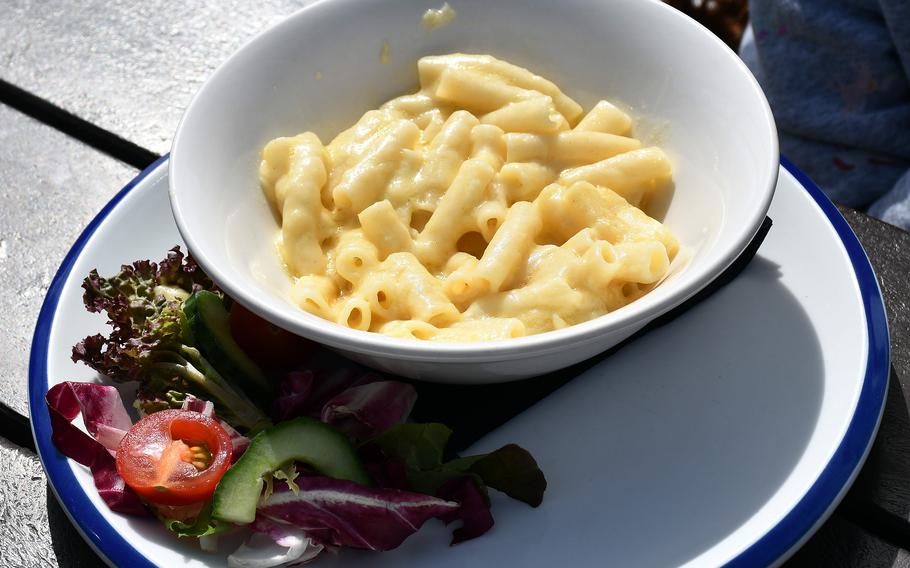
[260,54,679,342]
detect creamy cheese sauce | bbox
[260,54,678,341]
[422,3,456,30]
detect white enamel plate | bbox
[30,158,888,567]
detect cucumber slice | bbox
[212,417,372,524]
[184,291,272,403]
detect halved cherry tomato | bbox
[116,409,232,506]
[229,302,315,373]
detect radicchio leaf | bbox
[232,520,324,568]
[89,447,147,515]
[271,371,314,422]
[94,423,128,451]
[436,477,495,545]
[219,417,251,461]
[272,367,382,421]
[46,381,132,440]
[320,381,417,439]
[364,454,410,490]
[272,368,404,439]
[305,368,378,411]
[45,382,146,515]
[258,476,459,551]
[180,393,215,417]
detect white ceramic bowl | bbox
[169,0,778,383]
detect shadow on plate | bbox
[482,254,826,567]
[334,254,830,568]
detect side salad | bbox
[46,247,546,566]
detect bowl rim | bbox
[169,0,779,362]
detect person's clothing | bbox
[740,0,910,229]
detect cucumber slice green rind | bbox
[184,291,272,402]
[212,417,372,524]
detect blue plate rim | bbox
[724,157,891,567]
[27,155,890,568]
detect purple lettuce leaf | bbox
[363,454,410,490]
[45,382,131,459]
[94,423,128,451]
[303,368,377,412]
[272,369,413,439]
[45,381,147,515]
[70,247,269,433]
[229,531,324,568]
[436,477,495,545]
[257,476,459,551]
[272,368,384,422]
[46,381,132,441]
[180,393,215,417]
[219,417,251,461]
[320,381,417,440]
[72,250,190,384]
[156,246,218,294]
[89,445,149,516]
[271,371,314,422]
[236,518,327,567]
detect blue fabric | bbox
[740,0,910,229]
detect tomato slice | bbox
[229,302,315,372]
[116,409,233,506]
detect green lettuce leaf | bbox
[369,423,452,470]
[161,501,229,538]
[369,424,546,507]
[405,469,489,502]
[443,444,546,507]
